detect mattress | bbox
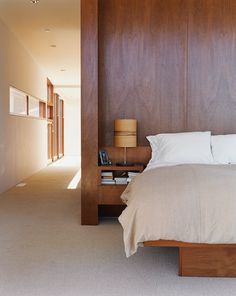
[118,164,236,257]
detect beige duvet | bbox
[118,164,236,257]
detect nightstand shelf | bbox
[100,184,127,187]
[98,165,144,171]
[98,164,144,205]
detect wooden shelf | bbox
[100,184,127,187]
[98,164,144,206]
[98,164,144,171]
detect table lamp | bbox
[114,119,137,166]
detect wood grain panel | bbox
[81,0,99,225]
[98,0,187,146]
[98,185,126,205]
[187,0,236,133]
[180,247,236,277]
[144,240,236,248]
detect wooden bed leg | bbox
[179,247,183,276]
[179,247,236,277]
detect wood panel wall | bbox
[98,0,236,146]
[81,0,99,225]
[81,0,236,224]
[187,0,236,133]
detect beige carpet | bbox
[0,157,236,296]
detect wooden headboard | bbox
[81,0,236,224]
[98,0,236,146]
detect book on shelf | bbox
[114,177,128,185]
[101,179,116,185]
[127,172,141,183]
[101,175,113,180]
[100,170,141,185]
[101,171,113,177]
[128,172,140,177]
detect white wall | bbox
[0,20,47,194]
[64,96,81,157]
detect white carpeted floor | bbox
[0,157,236,296]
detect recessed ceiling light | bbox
[44,29,51,32]
[30,0,40,4]
[60,69,66,72]
[50,45,57,48]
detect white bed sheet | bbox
[119,164,236,257]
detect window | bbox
[28,96,40,117]
[9,86,46,119]
[9,87,27,116]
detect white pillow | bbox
[146,131,213,167]
[211,135,236,164]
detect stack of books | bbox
[114,177,128,185]
[127,172,140,183]
[101,172,115,185]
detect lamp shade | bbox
[114,119,137,148]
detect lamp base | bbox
[116,162,135,167]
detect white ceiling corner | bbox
[0,0,81,101]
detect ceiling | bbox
[0,0,80,100]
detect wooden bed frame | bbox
[88,143,236,277]
[104,146,236,277]
[144,240,236,277]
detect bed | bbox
[118,132,236,277]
